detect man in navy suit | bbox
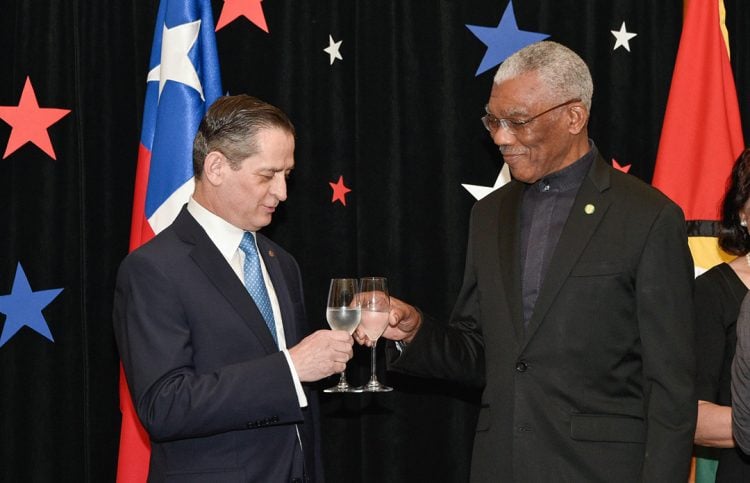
[114,95,353,482]
[370,41,696,482]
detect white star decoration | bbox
[611,21,637,52]
[147,19,205,100]
[324,35,343,65]
[462,164,511,200]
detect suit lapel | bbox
[257,234,300,346]
[497,181,526,343]
[172,208,279,353]
[522,156,612,346]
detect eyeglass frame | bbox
[481,98,581,136]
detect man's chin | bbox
[506,164,531,183]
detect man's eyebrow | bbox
[495,107,529,118]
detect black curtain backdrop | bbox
[0,1,748,481]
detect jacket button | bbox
[515,361,528,372]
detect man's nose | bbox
[491,124,516,146]
[271,174,287,201]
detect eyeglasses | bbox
[481,98,581,136]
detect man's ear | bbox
[203,151,225,186]
[567,104,588,135]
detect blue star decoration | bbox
[0,263,63,348]
[466,0,549,76]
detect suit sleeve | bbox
[113,250,303,442]
[388,205,485,387]
[636,202,697,481]
[732,293,750,453]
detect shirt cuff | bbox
[282,349,308,408]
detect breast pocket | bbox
[564,260,633,314]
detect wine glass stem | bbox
[338,372,349,388]
[369,340,378,384]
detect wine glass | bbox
[357,277,393,392]
[323,278,362,393]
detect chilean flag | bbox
[117,0,222,480]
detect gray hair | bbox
[193,94,295,179]
[493,41,593,111]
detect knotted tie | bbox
[239,232,278,345]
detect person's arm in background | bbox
[696,401,734,447]
[694,268,737,447]
[732,293,750,453]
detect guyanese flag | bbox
[652,0,744,275]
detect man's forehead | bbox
[489,74,548,111]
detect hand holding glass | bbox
[324,278,361,393]
[358,277,392,392]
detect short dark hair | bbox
[718,148,750,255]
[192,95,295,178]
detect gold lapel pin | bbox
[584,204,595,215]
[268,250,276,257]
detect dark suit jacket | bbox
[392,155,696,482]
[113,207,321,483]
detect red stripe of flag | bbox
[652,0,744,222]
[129,144,156,250]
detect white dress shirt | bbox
[187,197,308,407]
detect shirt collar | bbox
[530,141,597,193]
[187,196,249,262]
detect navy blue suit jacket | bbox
[114,207,321,482]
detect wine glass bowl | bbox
[323,278,362,393]
[358,290,389,343]
[358,277,393,392]
[359,310,389,343]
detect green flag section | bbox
[653,0,744,273]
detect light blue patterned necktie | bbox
[239,232,278,346]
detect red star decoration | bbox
[0,77,71,160]
[612,158,631,173]
[215,0,269,33]
[329,175,352,206]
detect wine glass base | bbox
[358,382,393,393]
[323,385,364,393]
